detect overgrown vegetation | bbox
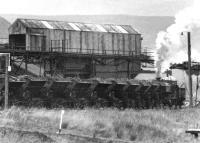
[0,106,200,142]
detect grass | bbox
[0,106,200,142]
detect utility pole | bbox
[187,32,193,107]
[195,74,199,106]
[4,54,9,109]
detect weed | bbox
[1,107,200,142]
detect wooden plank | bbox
[185,128,200,138]
[186,129,200,132]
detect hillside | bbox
[0,16,10,43]
[1,14,174,50]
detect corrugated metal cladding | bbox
[9,18,142,56]
[18,19,139,34]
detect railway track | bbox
[0,127,133,143]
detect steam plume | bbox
[155,0,200,73]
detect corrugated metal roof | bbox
[15,18,139,34]
[68,23,81,31]
[41,21,53,29]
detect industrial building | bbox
[8,18,150,78]
[0,18,186,109]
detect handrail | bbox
[50,46,138,56]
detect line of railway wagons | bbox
[0,77,185,109]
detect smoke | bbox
[155,0,200,73]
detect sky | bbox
[0,0,194,16]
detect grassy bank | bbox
[0,106,200,142]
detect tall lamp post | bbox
[181,32,193,107]
[187,32,193,107]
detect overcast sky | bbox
[0,0,194,16]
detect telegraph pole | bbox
[4,54,9,109]
[187,32,193,107]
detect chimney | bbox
[156,71,161,80]
[156,62,161,80]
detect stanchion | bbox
[56,110,65,134]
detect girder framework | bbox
[0,48,154,79]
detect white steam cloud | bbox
[155,0,200,73]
